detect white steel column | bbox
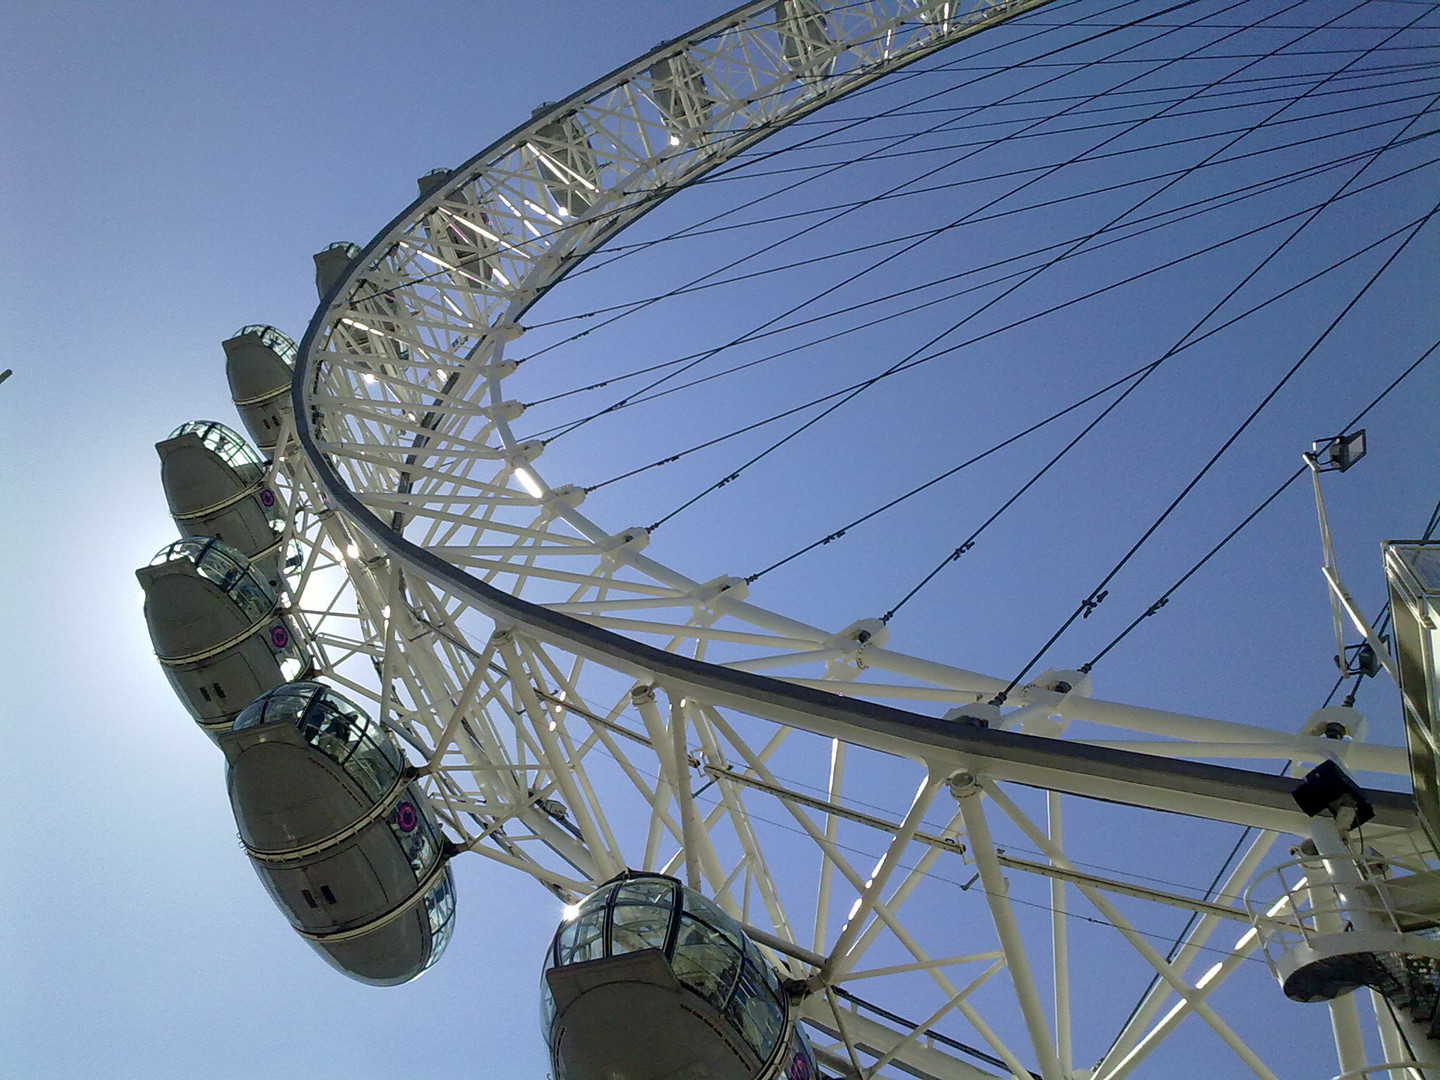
[952,773,1063,1080]
[815,738,846,957]
[823,769,945,980]
[1047,791,1072,1078]
[985,782,1278,1080]
[1369,989,1417,1073]
[1327,991,1369,1078]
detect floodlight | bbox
[1311,430,1367,472]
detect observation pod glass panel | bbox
[222,682,456,985]
[223,324,298,451]
[157,420,282,575]
[542,873,803,1080]
[135,537,310,736]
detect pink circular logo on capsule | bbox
[269,625,290,649]
[259,488,276,508]
[396,802,418,832]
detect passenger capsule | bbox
[531,111,600,219]
[416,171,498,287]
[136,538,312,737]
[774,0,835,79]
[223,324,297,452]
[156,420,283,580]
[649,53,713,144]
[542,873,818,1080]
[313,241,360,299]
[219,682,457,985]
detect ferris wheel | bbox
[137,1,1440,1078]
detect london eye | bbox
[134,2,1440,1077]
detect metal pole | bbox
[952,773,1064,1080]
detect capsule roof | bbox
[146,536,273,591]
[547,873,754,971]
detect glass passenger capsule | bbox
[219,682,456,986]
[313,241,360,299]
[774,0,835,80]
[541,872,818,1080]
[530,111,600,219]
[649,53,713,145]
[223,324,298,452]
[416,172,498,288]
[156,420,283,580]
[136,538,311,737]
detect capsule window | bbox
[234,685,313,733]
[555,905,606,967]
[424,872,456,936]
[670,913,742,1012]
[683,889,746,950]
[320,885,336,905]
[726,954,783,1059]
[227,572,274,623]
[213,683,226,700]
[199,686,212,702]
[784,1027,818,1080]
[609,884,673,956]
[388,797,439,877]
[301,889,318,909]
[421,871,457,974]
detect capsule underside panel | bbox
[311,901,440,987]
[162,637,289,729]
[252,821,425,933]
[548,951,759,1080]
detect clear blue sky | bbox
[2,2,1437,1078]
